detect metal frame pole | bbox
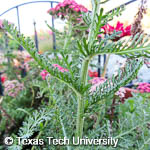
[16,6,21,32]
[33,20,39,51]
[98,55,101,77]
[16,6,23,51]
[50,2,56,50]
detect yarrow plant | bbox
[40,70,49,80]
[3,0,150,149]
[0,19,4,29]
[4,80,24,97]
[52,64,69,72]
[47,0,88,21]
[137,82,150,93]
[0,76,6,84]
[88,70,98,77]
[0,19,11,31]
[40,64,68,80]
[115,87,126,98]
[100,21,131,41]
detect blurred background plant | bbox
[33,30,53,53]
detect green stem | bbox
[31,86,35,107]
[59,115,71,150]
[63,20,72,50]
[101,54,111,77]
[75,0,101,140]
[76,59,90,139]
[88,0,100,48]
[80,58,90,85]
[88,2,96,48]
[76,95,84,139]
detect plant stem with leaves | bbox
[63,19,72,50]
[75,0,101,139]
[76,59,90,139]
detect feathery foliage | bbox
[2,0,150,149]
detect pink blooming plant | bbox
[40,70,49,80]
[0,19,3,29]
[1,76,7,84]
[4,80,24,98]
[137,82,150,93]
[52,64,69,72]
[48,30,53,35]
[88,70,98,77]
[0,19,11,29]
[99,21,131,41]
[115,87,126,99]
[47,0,88,21]
[40,64,68,80]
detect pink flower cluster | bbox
[47,0,88,20]
[99,21,131,41]
[0,19,3,29]
[40,70,49,80]
[4,80,24,98]
[137,82,150,93]
[115,87,126,98]
[52,64,69,72]
[40,64,68,80]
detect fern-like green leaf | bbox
[89,33,150,58]
[3,21,81,96]
[89,59,143,105]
